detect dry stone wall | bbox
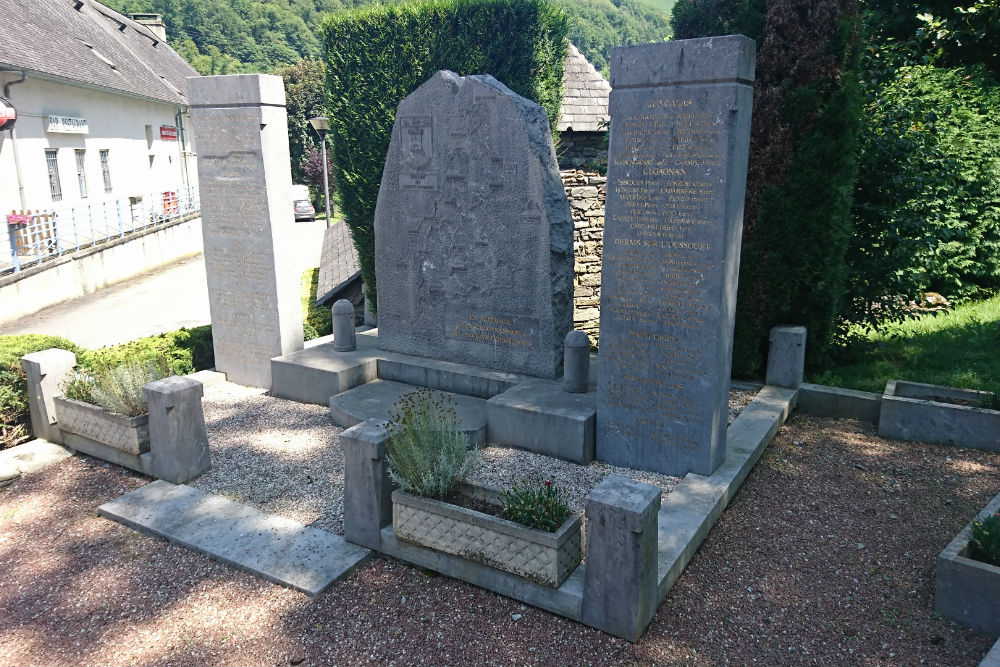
[561,168,606,345]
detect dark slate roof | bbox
[317,221,362,306]
[0,0,198,105]
[558,43,610,133]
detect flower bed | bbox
[54,396,150,455]
[392,481,582,588]
[878,380,1000,452]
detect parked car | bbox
[292,184,315,221]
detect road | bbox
[1,219,328,349]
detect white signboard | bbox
[47,116,88,134]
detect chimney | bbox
[130,13,167,42]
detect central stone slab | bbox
[374,70,574,379]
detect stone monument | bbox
[187,74,304,388]
[596,36,756,476]
[373,71,574,378]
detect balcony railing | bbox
[5,187,200,274]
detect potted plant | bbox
[386,390,583,587]
[6,213,30,230]
[54,360,166,455]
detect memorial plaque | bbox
[374,71,573,378]
[187,74,304,388]
[596,37,755,476]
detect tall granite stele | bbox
[596,36,756,477]
[374,71,574,378]
[187,74,304,388]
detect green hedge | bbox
[322,0,568,311]
[672,0,862,375]
[846,64,1000,330]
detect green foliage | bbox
[0,328,213,448]
[102,0,348,73]
[278,58,329,185]
[559,0,671,74]
[500,480,571,532]
[846,64,1000,331]
[675,1,863,375]
[82,326,214,377]
[812,292,1000,393]
[0,335,84,448]
[66,360,169,417]
[384,390,478,499]
[969,510,1000,567]
[323,0,568,310]
[301,267,333,341]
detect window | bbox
[99,149,112,193]
[75,149,88,198]
[45,149,62,202]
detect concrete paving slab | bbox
[99,480,370,596]
[0,439,74,486]
[329,379,488,445]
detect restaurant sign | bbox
[47,115,89,134]
[0,96,15,132]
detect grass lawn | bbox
[812,292,1000,394]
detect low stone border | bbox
[936,489,1000,636]
[879,379,1000,451]
[797,383,882,423]
[981,636,1000,667]
[340,384,796,641]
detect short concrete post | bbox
[143,376,211,484]
[20,348,77,444]
[333,299,357,352]
[563,330,590,393]
[342,419,394,549]
[583,474,661,642]
[765,326,807,388]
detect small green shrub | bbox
[301,267,333,341]
[384,389,478,499]
[970,510,1000,567]
[500,479,571,532]
[62,360,168,417]
[0,335,84,448]
[82,326,213,377]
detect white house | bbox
[0,0,199,216]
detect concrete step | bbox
[328,379,488,446]
[98,480,370,596]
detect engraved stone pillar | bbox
[187,74,304,388]
[342,419,394,550]
[596,36,756,476]
[563,330,590,393]
[766,325,807,389]
[144,376,211,484]
[20,348,76,444]
[333,299,357,352]
[582,474,661,642]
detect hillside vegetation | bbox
[102,0,670,75]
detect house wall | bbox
[0,73,197,215]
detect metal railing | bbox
[5,187,200,273]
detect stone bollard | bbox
[766,325,807,389]
[563,330,590,393]
[143,376,211,484]
[583,474,662,642]
[20,348,77,444]
[341,419,394,550]
[333,299,357,351]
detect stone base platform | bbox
[272,330,598,464]
[329,379,489,445]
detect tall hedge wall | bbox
[672,0,861,375]
[322,0,568,311]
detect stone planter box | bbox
[936,490,1000,636]
[878,380,1000,452]
[54,396,150,455]
[392,482,582,587]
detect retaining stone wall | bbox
[561,168,606,345]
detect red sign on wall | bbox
[160,125,178,141]
[0,96,16,132]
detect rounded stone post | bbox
[333,299,357,352]
[563,330,590,393]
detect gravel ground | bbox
[1,403,997,665]
[190,384,758,529]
